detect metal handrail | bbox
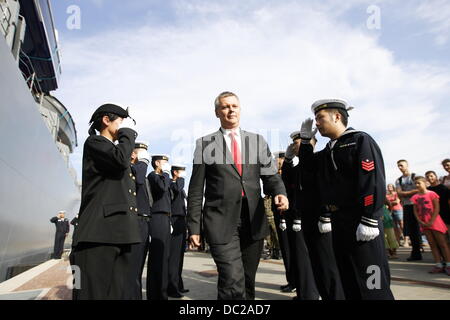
[0,1,12,36]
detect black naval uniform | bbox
[281,160,319,300]
[50,217,69,259]
[302,128,394,300]
[295,146,345,300]
[70,128,142,300]
[129,160,153,300]
[147,171,172,300]
[168,177,187,296]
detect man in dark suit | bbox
[187,91,288,300]
[70,103,142,300]
[50,211,69,259]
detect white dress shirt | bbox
[220,127,242,155]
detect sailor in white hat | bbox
[297,99,394,300]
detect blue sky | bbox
[50,0,450,184]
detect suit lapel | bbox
[213,129,240,176]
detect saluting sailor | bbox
[168,164,189,298]
[300,99,394,300]
[147,154,172,300]
[70,103,141,300]
[129,141,153,300]
[50,211,70,259]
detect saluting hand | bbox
[274,194,289,212]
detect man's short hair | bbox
[414,176,427,183]
[397,159,408,165]
[425,170,437,177]
[442,158,450,166]
[214,91,239,109]
[325,108,348,127]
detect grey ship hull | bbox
[0,36,80,282]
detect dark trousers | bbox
[168,215,187,295]
[71,242,136,300]
[303,218,346,300]
[53,232,65,259]
[128,216,151,300]
[147,213,171,300]
[273,213,294,286]
[209,199,264,300]
[331,209,394,300]
[403,205,422,259]
[286,224,320,300]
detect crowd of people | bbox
[65,92,448,300]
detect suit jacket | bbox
[72,128,142,246]
[187,129,286,245]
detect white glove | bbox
[118,117,136,131]
[300,118,318,141]
[318,216,332,233]
[356,223,379,241]
[137,149,150,162]
[279,219,287,231]
[162,162,171,173]
[292,219,301,232]
[285,144,296,161]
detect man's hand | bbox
[285,143,296,161]
[300,118,318,140]
[274,194,289,212]
[189,234,201,250]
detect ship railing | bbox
[18,49,45,97]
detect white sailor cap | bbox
[273,151,286,159]
[58,210,66,214]
[171,164,186,171]
[311,99,354,116]
[289,130,301,141]
[134,141,149,150]
[151,154,169,161]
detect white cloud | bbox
[57,0,450,184]
[415,0,450,45]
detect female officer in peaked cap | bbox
[70,103,142,300]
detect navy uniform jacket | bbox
[132,161,152,216]
[148,171,172,214]
[281,160,301,220]
[170,177,187,217]
[50,217,70,234]
[72,128,142,246]
[301,128,386,224]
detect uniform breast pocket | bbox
[334,144,356,170]
[103,203,130,217]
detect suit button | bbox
[130,206,133,211]
[129,173,132,177]
[132,176,136,180]
[129,189,132,193]
[135,208,138,212]
[133,192,136,196]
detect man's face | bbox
[426,172,438,185]
[315,110,337,138]
[59,213,65,219]
[131,150,138,162]
[156,159,167,169]
[443,161,450,173]
[215,95,241,129]
[397,161,408,174]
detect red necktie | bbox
[230,131,244,196]
[230,131,242,175]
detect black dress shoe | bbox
[406,256,422,261]
[281,285,295,293]
[168,292,184,298]
[180,289,190,294]
[280,284,290,290]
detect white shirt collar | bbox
[220,127,241,137]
